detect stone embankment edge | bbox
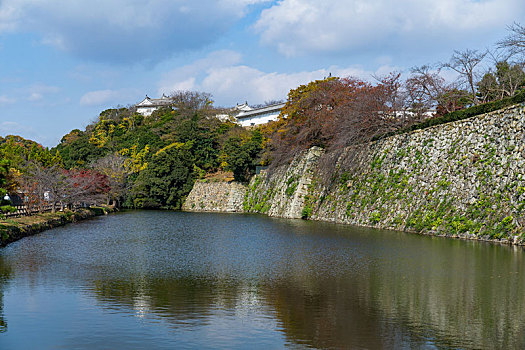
[185,103,525,248]
[0,207,115,247]
[186,182,525,247]
[332,220,525,247]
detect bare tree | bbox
[441,49,487,104]
[405,65,451,112]
[497,22,525,59]
[18,173,45,214]
[91,153,128,207]
[35,165,67,212]
[19,162,110,213]
[268,76,420,165]
[251,100,285,109]
[169,91,213,111]
[371,71,402,108]
[18,163,65,213]
[66,169,110,207]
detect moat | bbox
[0,211,524,349]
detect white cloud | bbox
[158,50,394,106]
[25,84,60,101]
[158,50,243,95]
[28,93,42,101]
[0,0,268,63]
[0,95,16,105]
[0,121,60,146]
[0,3,21,32]
[80,88,139,106]
[0,121,42,141]
[0,121,29,134]
[80,90,119,106]
[254,0,525,57]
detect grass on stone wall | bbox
[285,175,299,197]
[330,136,524,242]
[243,176,276,213]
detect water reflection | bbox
[0,211,524,349]
[0,258,9,333]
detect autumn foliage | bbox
[263,75,418,164]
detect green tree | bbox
[55,130,107,168]
[477,72,500,103]
[221,129,263,182]
[0,160,15,217]
[476,61,525,102]
[176,115,220,171]
[130,143,195,209]
[495,61,525,96]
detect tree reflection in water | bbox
[83,253,525,350]
[0,256,11,333]
[0,211,525,349]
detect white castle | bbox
[136,95,285,127]
[135,94,174,116]
[233,102,285,127]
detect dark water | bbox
[0,211,524,349]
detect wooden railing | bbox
[3,203,84,218]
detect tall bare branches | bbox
[266,76,422,165]
[405,65,451,112]
[498,22,525,59]
[19,162,109,213]
[91,153,128,207]
[441,49,487,104]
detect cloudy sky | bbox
[0,0,524,146]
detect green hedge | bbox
[376,89,525,140]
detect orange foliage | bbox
[266,74,410,164]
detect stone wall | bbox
[182,181,246,212]
[184,103,525,244]
[243,147,323,218]
[306,104,525,244]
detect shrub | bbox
[369,211,381,224]
[376,89,525,140]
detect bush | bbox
[376,89,525,140]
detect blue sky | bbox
[0,0,524,147]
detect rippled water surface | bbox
[0,211,524,349]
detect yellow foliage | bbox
[89,119,117,148]
[123,145,149,173]
[154,142,186,156]
[119,117,133,131]
[7,168,21,191]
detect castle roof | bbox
[137,94,173,107]
[236,102,286,120]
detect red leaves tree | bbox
[266,75,416,164]
[65,169,110,206]
[19,162,109,213]
[91,153,128,207]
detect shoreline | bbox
[184,207,525,247]
[307,216,525,247]
[0,207,115,247]
[2,205,522,249]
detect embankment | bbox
[182,181,246,212]
[185,103,525,245]
[0,207,113,247]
